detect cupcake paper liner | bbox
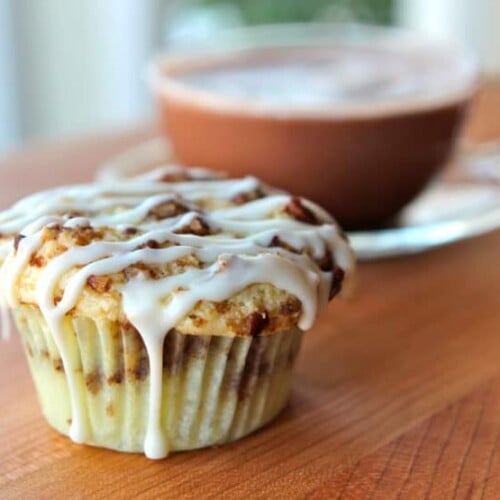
[13,305,303,455]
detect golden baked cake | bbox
[0,166,354,459]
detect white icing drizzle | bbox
[0,168,354,458]
[0,306,12,341]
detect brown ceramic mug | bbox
[150,24,477,229]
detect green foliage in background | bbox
[196,0,394,25]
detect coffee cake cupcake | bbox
[0,166,354,458]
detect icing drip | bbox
[0,167,354,458]
[0,306,11,341]
[0,234,43,340]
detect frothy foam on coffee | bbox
[161,44,476,115]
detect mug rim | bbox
[148,22,479,120]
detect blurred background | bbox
[0,0,499,154]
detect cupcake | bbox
[0,166,354,459]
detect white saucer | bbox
[97,138,500,260]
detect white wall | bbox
[0,0,21,150]
[1,0,164,153]
[396,0,500,75]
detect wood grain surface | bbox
[0,85,499,499]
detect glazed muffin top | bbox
[0,166,354,338]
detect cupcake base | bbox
[13,305,302,455]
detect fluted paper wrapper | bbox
[13,305,303,455]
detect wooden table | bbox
[0,86,499,499]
